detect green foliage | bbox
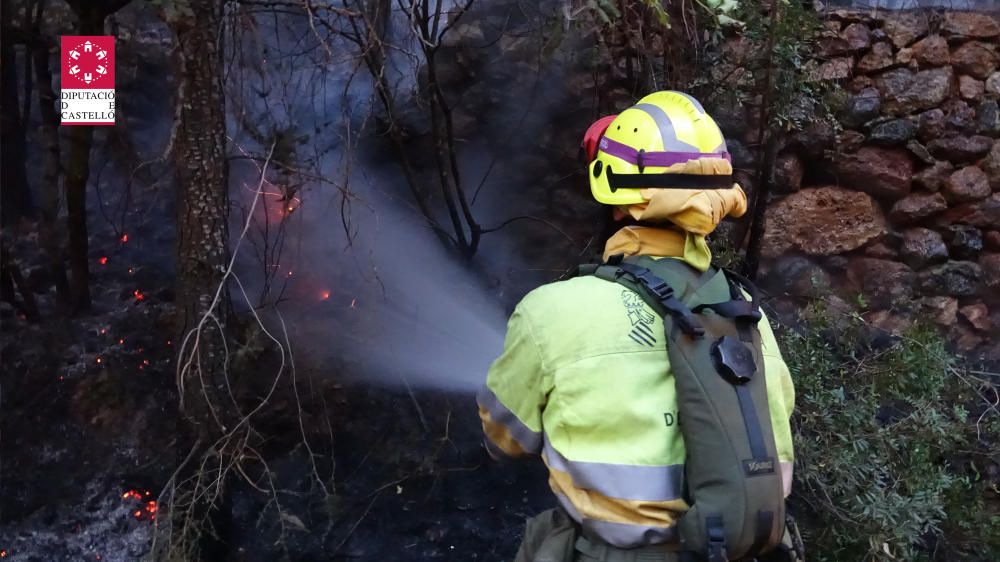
[579,0,669,29]
[587,0,621,24]
[690,0,839,134]
[783,304,1000,561]
[735,1,829,130]
[853,292,869,311]
[638,0,670,27]
[707,229,743,271]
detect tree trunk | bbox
[0,242,40,322]
[169,0,232,558]
[174,0,229,429]
[59,1,132,311]
[32,20,72,310]
[741,1,783,282]
[64,123,94,311]
[61,10,109,312]
[1,0,33,224]
[742,135,779,280]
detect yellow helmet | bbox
[586,91,733,206]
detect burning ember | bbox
[120,233,129,243]
[320,290,331,301]
[133,289,145,302]
[96,357,103,365]
[1,549,8,557]
[98,256,108,265]
[122,489,157,521]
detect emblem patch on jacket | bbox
[621,290,656,347]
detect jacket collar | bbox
[603,225,712,272]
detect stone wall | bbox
[758,9,999,358]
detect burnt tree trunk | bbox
[63,0,132,312]
[1,0,33,225]
[64,121,95,311]
[62,13,101,312]
[168,0,232,558]
[173,0,229,432]
[32,18,72,310]
[0,242,40,322]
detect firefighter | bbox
[477,91,799,562]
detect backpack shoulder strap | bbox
[582,255,707,338]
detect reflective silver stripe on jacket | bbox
[555,493,680,549]
[781,460,793,497]
[543,438,684,502]
[476,385,542,453]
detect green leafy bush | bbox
[782,302,1000,561]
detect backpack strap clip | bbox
[706,516,729,562]
[618,262,705,338]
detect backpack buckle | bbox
[627,268,673,299]
[644,277,673,300]
[706,517,729,562]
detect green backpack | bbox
[578,255,791,562]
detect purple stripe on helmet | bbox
[598,136,730,168]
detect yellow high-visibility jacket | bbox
[477,251,795,549]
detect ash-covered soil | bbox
[225,385,551,561]
[0,239,549,561]
[1,311,550,561]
